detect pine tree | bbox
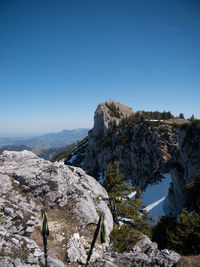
[173,210,200,255]
[152,210,200,255]
[179,113,185,119]
[104,161,153,252]
[103,161,131,224]
[190,114,195,122]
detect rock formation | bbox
[0,150,112,266]
[92,101,134,137]
[65,101,200,217]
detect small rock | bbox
[89,249,103,264]
[18,225,25,234]
[34,248,42,257]
[135,234,152,249]
[130,245,141,254]
[40,255,65,267]
[14,258,23,266]
[11,237,19,246]
[10,226,18,234]
[73,232,80,239]
[5,220,12,228]
[4,207,14,217]
[16,210,23,219]
[162,248,170,255]
[26,239,38,249]
[104,260,117,267]
[26,220,35,226]
[0,259,14,266]
[27,254,39,265]
[25,226,34,236]
[13,180,20,187]
[150,242,158,250]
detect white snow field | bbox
[140,173,172,222]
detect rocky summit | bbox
[0,150,181,266]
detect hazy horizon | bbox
[1,0,200,134]
[0,128,91,138]
[0,104,197,137]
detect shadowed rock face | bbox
[67,101,200,217]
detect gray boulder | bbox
[0,150,113,236]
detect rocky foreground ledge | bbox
[0,150,181,266]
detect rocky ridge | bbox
[65,101,200,217]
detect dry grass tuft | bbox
[31,201,80,263]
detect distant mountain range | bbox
[0,128,89,148]
[0,128,89,160]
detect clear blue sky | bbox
[0,0,200,135]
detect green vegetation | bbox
[118,110,174,128]
[139,110,174,120]
[189,114,196,122]
[152,210,200,255]
[104,161,152,252]
[179,113,185,119]
[181,119,200,136]
[52,138,87,162]
[159,126,169,138]
[110,224,141,253]
[181,119,200,148]
[105,102,122,118]
[152,216,177,250]
[183,169,200,212]
[52,144,76,162]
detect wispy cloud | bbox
[128,69,138,73]
[161,24,180,32]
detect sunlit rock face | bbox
[91,101,134,138]
[0,150,113,265]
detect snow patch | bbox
[131,173,172,223]
[144,197,166,212]
[128,191,137,199]
[68,154,77,163]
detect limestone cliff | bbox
[65,101,200,217]
[92,101,134,137]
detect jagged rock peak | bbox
[92,100,134,137]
